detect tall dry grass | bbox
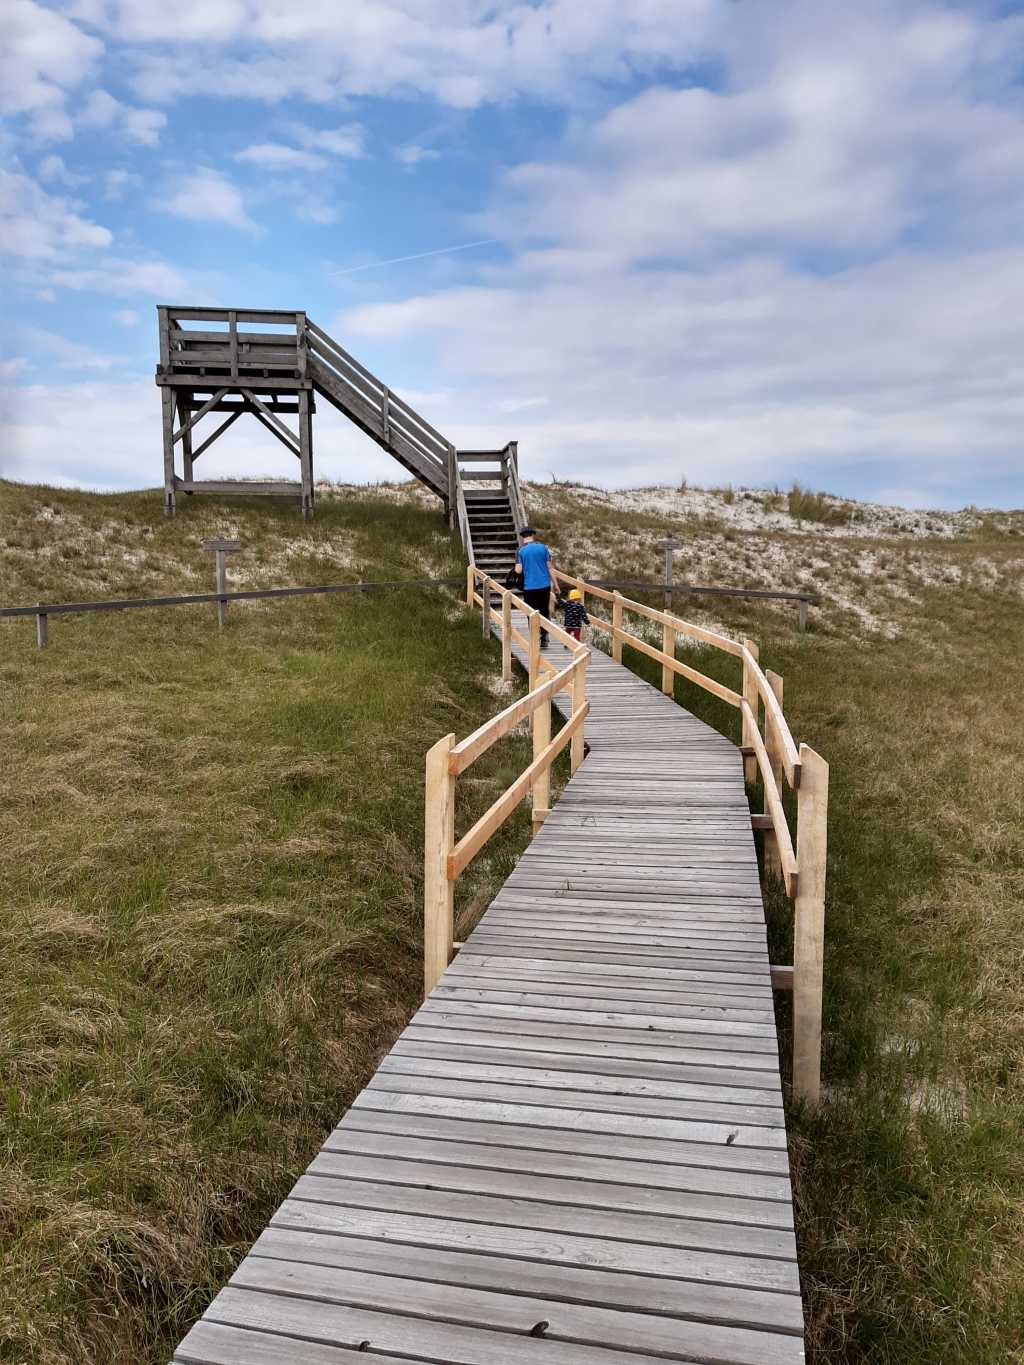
[0,488,531,1364]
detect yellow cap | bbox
[568,589,582,601]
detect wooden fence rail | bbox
[1,577,466,650]
[423,572,590,997]
[435,565,829,1104]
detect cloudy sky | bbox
[2,0,1023,508]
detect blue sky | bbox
[2,0,1024,508]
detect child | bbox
[556,587,589,640]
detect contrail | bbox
[329,239,497,276]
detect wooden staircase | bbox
[155,307,526,557]
[455,449,527,580]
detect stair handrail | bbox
[503,442,528,532]
[452,457,475,565]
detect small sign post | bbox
[655,536,682,609]
[202,538,241,630]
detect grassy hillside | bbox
[2,476,1022,1363]
[521,480,1024,1364]
[0,483,532,1364]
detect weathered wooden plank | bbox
[307,1148,791,1231]
[322,1123,792,1201]
[229,1255,805,1363]
[250,1227,804,1335]
[271,1200,801,1293]
[338,1106,792,1176]
[353,1089,788,1149]
[395,1032,780,1084]
[202,1286,678,1364]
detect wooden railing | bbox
[549,567,828,1103]
[422,573,590,997]
[432,565,829,1102]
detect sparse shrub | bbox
[787,483,847,526]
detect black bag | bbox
[504,566,522,590]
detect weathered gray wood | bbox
[307,1148,791,1229]
[229,1256,803,1363]
[322,1122,792,1200]
[170,582,805,1363]
[271,1201,800,1293]
[201,1286,712,1364]
[249,1227,804,1334]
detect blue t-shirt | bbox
[518,540,551,590]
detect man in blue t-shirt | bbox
[516,526,553,648]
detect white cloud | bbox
[395,144,440,167]
[37,154,85,185]
[0,168,112,259]
[78,88,166,145]
[297,200,341,226]
[2,1,101,120]
[19,325,125,370]
[235,142,327,172]
[292,122,365,158]
[164,167,257,231]
[106,1,715,109]
[338,242,1024,503]
[50,256,194,297]
[105,168,142,199]
[113,309,139,326]
[234,123,365,178]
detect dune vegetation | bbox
[2,476,1022,1363]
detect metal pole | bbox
[798,599,808,633]
[664,545,674,609]
[36,608,48,650]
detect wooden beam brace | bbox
[173,388,229,444]
[250,408,300,456]
[241,388,300,453]
[190,408,242,461]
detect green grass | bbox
[0,488,531,1365]
[4,478,1024,1363]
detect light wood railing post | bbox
[466,564,474,607]
[423,732,456,997]
[569,652,587,774]
[793,743,828,1104]
[661,621,675,696]
[501,591,512,681]
[763,668,784,879]
[481,579,490,638]
[612,592,623,663]
[528,609,541,688]
[741,638,759,783]
[532,691,551,832]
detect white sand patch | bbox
[526,482,1020,542]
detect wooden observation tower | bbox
[155,307,525,569]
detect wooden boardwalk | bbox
[173,624,804,1365]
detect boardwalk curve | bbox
[173,620,804,1365]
